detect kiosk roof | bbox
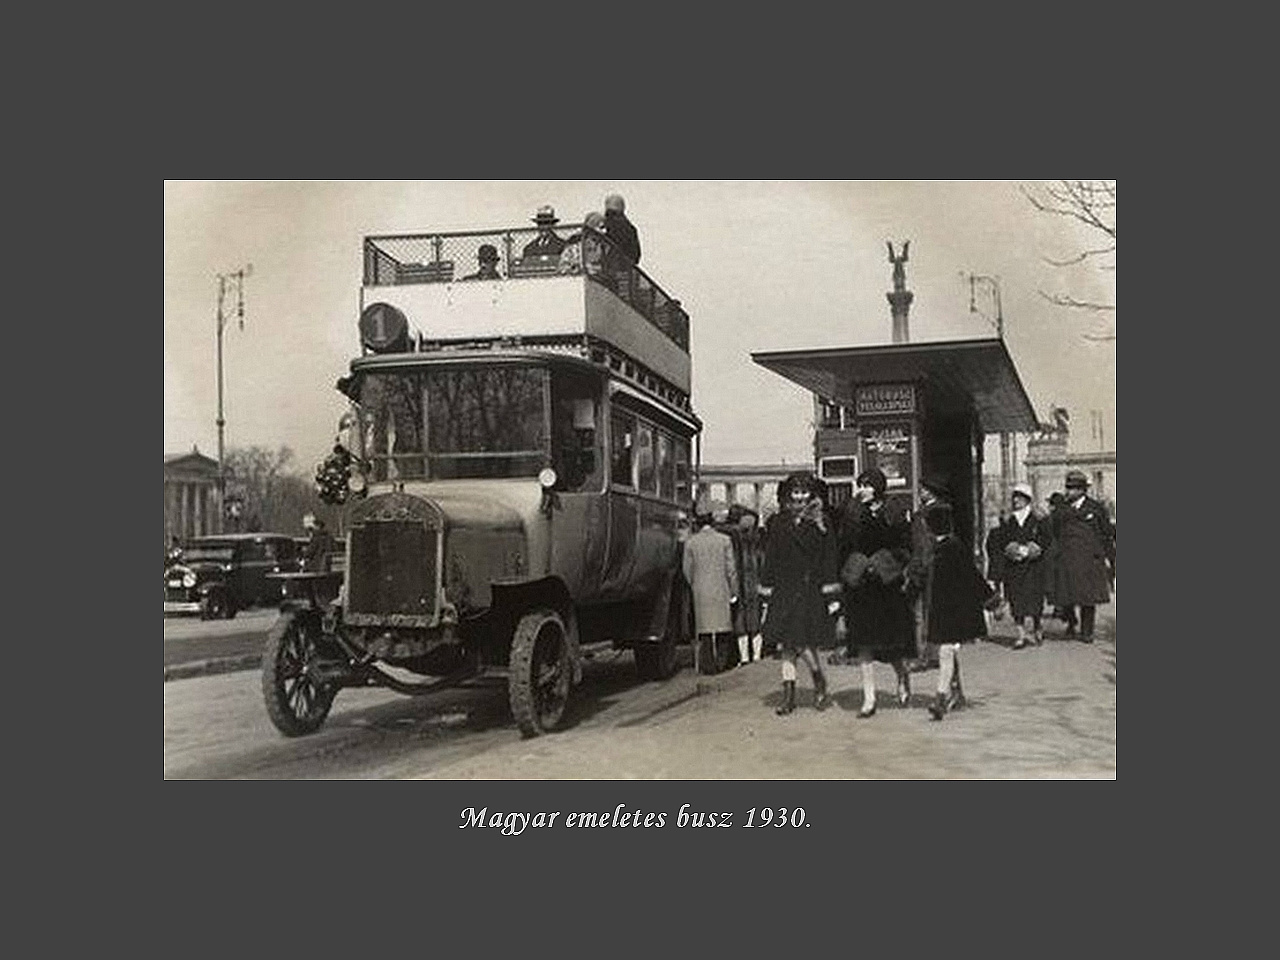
[752,336,1038,434]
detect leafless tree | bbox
[1021,180,1116,338]
[224,445,336,533]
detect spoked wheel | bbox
[199,593,224,620]
[262,611,337,737]
[509,610,572,738]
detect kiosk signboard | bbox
[855,383,916,417]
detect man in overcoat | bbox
[758,473,841,715]
[682,505,739,673]
[905,475,951,668]
[1051,471,1116,643]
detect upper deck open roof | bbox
[363,223,688,353]
[752,337,1039,434]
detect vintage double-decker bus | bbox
[262,219,700,737]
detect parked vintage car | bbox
[163,533,302,619]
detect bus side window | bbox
[657,431,674,501]
[636,422,656,494]
[610,409,635,488]
[674,435,691,505]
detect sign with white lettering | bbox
[855,383,916,417]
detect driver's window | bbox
[551,371,603,492]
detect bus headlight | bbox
[538,467,558,489]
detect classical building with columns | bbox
[695,463,793,518]
[1024,429,1117,518]
[164,448,220,550]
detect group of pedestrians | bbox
[679,465,1115,724]
[986,470,1116,647]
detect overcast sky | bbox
[164,180,1116,474]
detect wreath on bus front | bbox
[316,443,354,505]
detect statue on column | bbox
[887,241,910,292]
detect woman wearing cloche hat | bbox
[985,482,1052,648]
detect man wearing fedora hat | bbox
[1051,470,1116,642]
[463,243,503,281]
[522,205,567,259]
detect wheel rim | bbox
[533,623,569,724]
[276,622,328,724]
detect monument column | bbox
[887,241,914,344]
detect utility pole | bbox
[216,264,252,532]
[967,274,1010,509]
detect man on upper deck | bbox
[602,193,641,269]
[522,206,567,259]
[462,243,503,280]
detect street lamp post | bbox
[216,264,251,532]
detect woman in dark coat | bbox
[924,503,994,720]
[758,473,842,715]
[837,468,916,717]
[985,483,1052,649]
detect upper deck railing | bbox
[363,224,690,353]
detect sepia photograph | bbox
[164,180,1116,780]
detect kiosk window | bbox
[610,410,635,488]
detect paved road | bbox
[163,608,279,668]
[163,603,1115,779]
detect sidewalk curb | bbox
[165,654,262,683]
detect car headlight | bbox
[348,470,367,494]
[182,571,197,588]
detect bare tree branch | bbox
[1038,289,1116,312]
[1043,245,1116,267]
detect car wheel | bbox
[262,611,336,737]
[199,593,224,620]
[508,610,572,738]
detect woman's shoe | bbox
[897,675,911,707]
[928,692,947,721]
[857,703,877,718]
[775,680,796,716]
[813,673,830,711]
[1013,638,1027,650]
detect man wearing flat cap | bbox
[463,243,502,280]
[601,193,641,292]
[1051,470,1116,642]
[522,205,567,258]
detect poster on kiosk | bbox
[855,384,917,507]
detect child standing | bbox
[923,504,994,720]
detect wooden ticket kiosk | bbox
[752,338,1038,555]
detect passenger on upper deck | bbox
[559,211,606,276]
[462,243,503,280]
[602,193,641,269]
[522,206,567,259]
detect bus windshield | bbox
[358,365,548,480]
